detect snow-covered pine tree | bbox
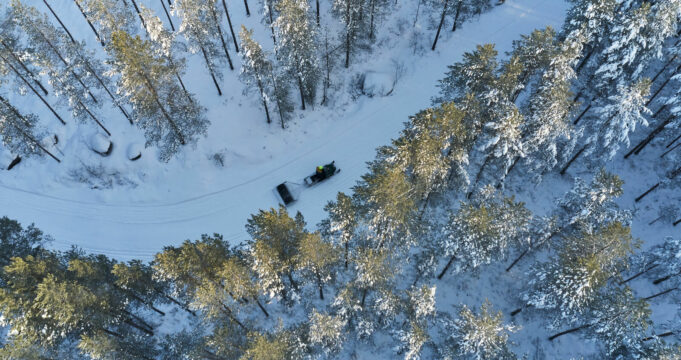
[508,27,559,101]
[239,26,278,125]
[395,102,470,206]
[394,284,436,358]
[556,168,628,229]
[259,0,282,43]
[366,0,393,40]
[79,0,138,44]
[217,254,270,317]
[640,237,681,285]
[152,235,249,331]
[0,25,66,125]
[551,287,651,357]
[319,192,359,269]
[333,0,365,67]
[0,216,49,275]
[108,31,207,161]
[438,187,531,278]
[561,0,617,74]
[295,231,340,300]
[308,309,346,355]
[138,3,193,104]
[517,29,586,183]
[8,1,110,135]
[583,78,651,162]
[440,300,518,360]
[246,205,306,301]
[466,50,526,191]
[172,0,233,95]
[112,260,168,316]
[0,95,57,162]
[396,321,429,360]
[594,1,680,92]
[435,43,498,105]
[241,330,295,360]
[353,160,418,251]
[471,104,524,191]
[352,246,395,310]
[506,169,630,272]
[525,222,637,327]
[274,0,319,110]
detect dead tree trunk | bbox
[297,76,307,110]
[666,132,681,149]
[646,63,681,107]
[257,79,271,124]
[270,71,286,128]
[452,0,462,31]
[79,100,111,135]
[635,183,660,202]
[572,103,592,125]
[42,0,76,43]
[316,272,324,300]
[468,146,496,198]
[0,52,66,125]
[505,248,529,272]
[84,60,133,124]
[0,95,61,162]
[643,331,675,341]
[129,0,147,30]
[221,0,239,53]
[46,22,132,123]
[200,45,223,96]
[369,0,376,40]
[661,141,681,158]
[344,0,351,67]
[645,287,677,301]
[159,0,175,31]
[432,0,450,51]
[321,31,331,105]
[210,7,234,71]
[73,0,104,46]
[141,73,186,145]
[548,324,591,341]
[437,255,455,279]
[626,115,674,158]
[254,297,269,317]
[620,264,658,284]
[560,146,586,175]
[33,30,99,103]
[316,0,320,26]
[268,4,276,44]
[0,41,49,96]
[243,0,251,16]
[636,165,681,202]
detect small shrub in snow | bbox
[67,163,136,189]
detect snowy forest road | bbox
[0,0,567,260]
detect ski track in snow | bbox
[0,0,568,260]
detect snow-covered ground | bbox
[0,0,570,261]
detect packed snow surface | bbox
[0,0,569,261]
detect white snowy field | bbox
[0,0,571,261]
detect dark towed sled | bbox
[274,161,340,206]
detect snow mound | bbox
[127,143,143,161]
[362,71,395,97]
[90,133,112,156]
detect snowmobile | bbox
[274,161,340,206]
[304,161,340,186]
